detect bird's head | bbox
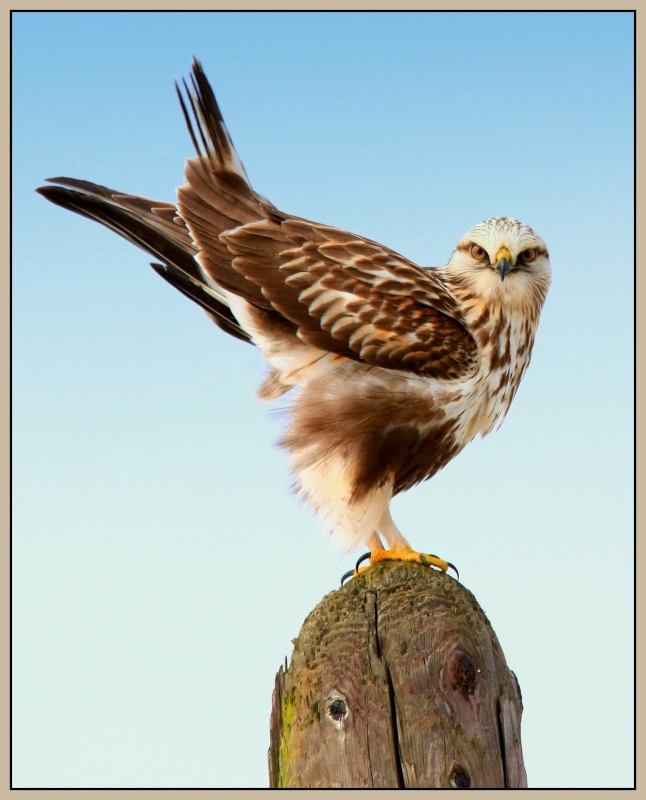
[447,217,551,312]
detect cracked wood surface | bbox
[268,560,527,788]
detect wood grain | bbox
[268,561,526,788]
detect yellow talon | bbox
[340,548,459,587]
[369,547,450,572]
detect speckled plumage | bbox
[38,60,551,556]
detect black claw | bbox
[422,552,459,581]
[340,552,372,587]
[340,569,355,587]
[354,551,372,572]
[342,551,458,585]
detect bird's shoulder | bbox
[219,209,480,380]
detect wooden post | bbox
[268,560,527,788]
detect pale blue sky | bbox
[13,11,634,789]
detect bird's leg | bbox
[340,510,459,587]
[371,508,458,577]
[354,531,384,574]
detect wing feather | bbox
[176,59,479,379]
[36,178,253,344]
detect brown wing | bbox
[36,177,252,343]
[176,60,478,380]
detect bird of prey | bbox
[38,59,551,579]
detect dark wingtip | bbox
[191,57,209,92]
[35,184,65,202]
[36,178,64,194]
[190,57,226,127]
[176,79,203,158]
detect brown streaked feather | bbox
[224,220,479,378]
[176,63,479,380]
[37,61,550,556]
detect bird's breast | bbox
[447,308,536,443]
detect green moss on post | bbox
[268,560,527,788]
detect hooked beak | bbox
[497,257,510,281]
[495,247,512,281]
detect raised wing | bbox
[177,60,479,379]
[36,177,252,343]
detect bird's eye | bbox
[470,244,488,261]
[519,248,536,263]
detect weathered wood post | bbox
[268,560,526,788]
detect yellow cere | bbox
[495,247,512,264]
